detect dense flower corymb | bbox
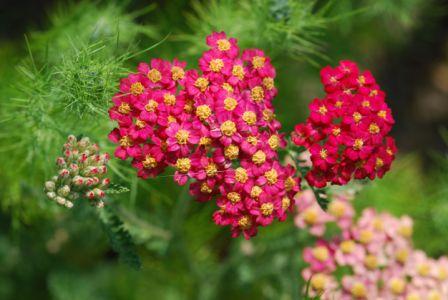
[292,61,397,188]
[108,32,300,239]
[299,191,448,300]
[44,135,110,208]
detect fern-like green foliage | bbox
[0,1,158,220]
[99,206,142,270]
[178,0,334,63]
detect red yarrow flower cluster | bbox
[292,61,397,188]
[108,32,300,239]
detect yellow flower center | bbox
[145,99,158,112]
[406,293,421,300]
[247,136,258,145]
[171,66,185,81]
[209,58,224,72]
[263,109,275,121]
[285,177,296,191]
[332,127,341,136]
[135,119,146,129]
[370,89,378,96]
[373,218,384,231]
[261,203,274,216]
[264,169,278,185]
[250,86,264,102]
[222,83,233,92]
[358,75,366,85]
[340,240,356,254]
[389,278,405,295]
[175,158,191,173]
[319,105,328,115]
[312,246,329,261]
[395,249,409,264]
[167,115,177,124]
[200,182,212,194]
[130,82,144,95]
[238,215,252,229]
[147,69,161,83]
[217,39,231,51]
[328,201,345,218]
[227,192,241,204]
[242,111,257,125]
[359,230,373,244]
[220,120,237,136]
[142,155,157,169]
[386,147,394,156]
[310,273,327,291]
[164,93,176,106]
[232,65,245,79]
[303,208,318,225]
[398,225,412,238]
[252,150,266,165]
[194,77,209,92]
[428,291,442,300]
[251,186,263,198]
[199,137,212,146]
[320,148,328,159]
[362,100,370,107]
[263,77,274,90]
[364,254,378,270]
[224,97,238,111]
[351,282,367,298]
[224,145,239,160]
[281,197,291,210]
[438,267,448,280]
[119,135,133,147]
[196,105,212,120]
[369,123,380,134]
[268,135,280,150]
[205,163,218,177]
[417,263,430,276]
[175,129,189,145]
[375,158,384,169]
[235,167,248,183]
[252,56,265,69]
[353,112,362,123]
[335,100,343,108]
[118,102,132,114]
[353,139,364,150]
[378,110,387,119]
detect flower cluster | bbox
[298,192,448,299]
[292,61,397,188]
[108,32,300,239]
[44,135,110,208]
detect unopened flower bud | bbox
[59,169,70,178]
[45,181,56,192]
[56,157,66,166]
[55,196,66,206]
[46,192,56,199]
[96,201,105,208]
[57,185,70,197]
[65,200,74,208]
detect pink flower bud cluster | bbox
[108,32,300,239]
[292,61,397,188]
[297,192,448,299]
[44,135,110,208]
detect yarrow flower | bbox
[292,61,397,188]
[108,32,300,239]
[298,191,448,299]
[44,135,110,208]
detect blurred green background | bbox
[0,0,447,299]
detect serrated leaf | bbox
[99,206,141,270]
[105,183,130,195]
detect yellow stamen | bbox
[194,77,209,92]
[252,56,265,69]
[242,111,257,125]
[217,39,231,51]
[260,203,274,216]
[164,93,176,106]
[224,97,238,111]
[171,66,184,81]
[224,145,239,160]
[220,120,237,136]
[209,58,224,72]
[142,155,157,169]
[118,102,131,114]
[264,169,278,185]
[145,99,158,112]
[232,65,245,80]
[130,82,144,95]
[252,150,266,165]
[175,158,191,173]
[235,167,248,183]
[250,86,264,102]
[147,69,161,83]
[196,105,212,120]
[175,129,189,145]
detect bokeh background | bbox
[0,0,447,299]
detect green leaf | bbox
[99,206,141,270]
[105,183,130,195]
